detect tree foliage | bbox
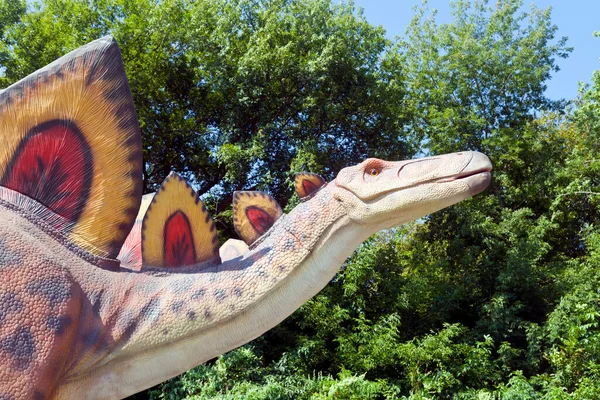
[0,0,414,230]
[2,0,600,398]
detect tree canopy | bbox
[0,0,414,233]
[2,0,600,398]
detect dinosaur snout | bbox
[461,152,492,195]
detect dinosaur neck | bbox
[57,185,369,399]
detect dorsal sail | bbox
[117,193,155,269]
[142,173,219,268]
[233,191,283,245]
[219,238,249,262]
[295,172,326,199]
[0,36,142,260]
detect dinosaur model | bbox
[0,37,492,399]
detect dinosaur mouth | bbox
[436,152,492,195]
[457,169,492,179]
[454,170,492,195]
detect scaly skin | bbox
[0,151,490,399]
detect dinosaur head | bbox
[332,151,492,231]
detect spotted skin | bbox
[0,223,82,399]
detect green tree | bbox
[402,0,570,155]
[148,1,582,398]
[399,0,571,339]
[0,0,25,72]
[0,0,414,228]
[526,48,600,397]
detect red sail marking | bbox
[2,120,91,222]
[246,206,274,235]
[163,210,196,267]
[302,179,320,197]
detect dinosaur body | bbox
[0,38,492,399]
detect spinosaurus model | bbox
[0,37,492,399]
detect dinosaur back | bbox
[0,36,142,260]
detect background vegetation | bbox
[2,0,599,398]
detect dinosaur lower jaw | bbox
[432,151,492,195]
[436,169,492,196]
[458,170,492,196]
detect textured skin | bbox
[0,202,85,399]
[0,37,501,399]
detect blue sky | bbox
[354,0,600,101]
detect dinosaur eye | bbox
[368,168,380,177]
[363,159,385,181]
